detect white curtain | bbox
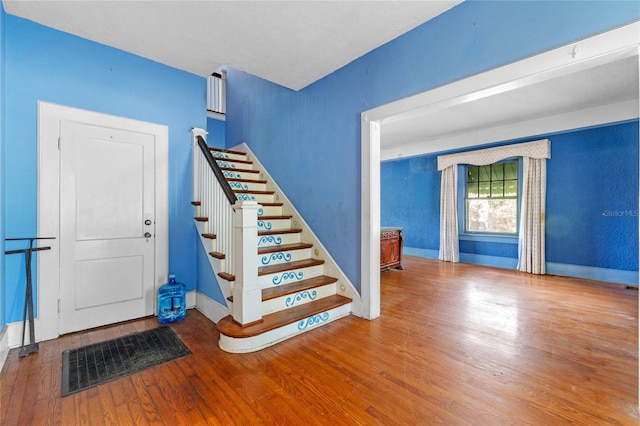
[437,139,551,272]
[439,165,459,262]
[517,157,546,274]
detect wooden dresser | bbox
[380,227,404,271]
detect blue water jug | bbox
[157,274,186,324]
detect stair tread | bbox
[216,295,351,338]
[216,158,253,165]
[209,251,225,259]
[227,275,338,303]
[220,167,259,174]
[258,258,324,276]
[258,242,312,254]
[209,147,246,156]
[258,215,292,220]
[218,272,235,282]
[259,202,284,207]
[191,201,201,206]
[195,217,208,222]
[226,178,267,184]
[201,233,217,239]
[234,190,275,195]
[262,275,338,301]
[258,228,302,236]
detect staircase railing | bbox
[194,135,237,277]
[192,129,262,326]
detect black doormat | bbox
[61,326,191,397]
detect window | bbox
[465,161,518,234]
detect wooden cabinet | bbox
[380,227,404,271]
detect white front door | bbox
[59,121,156,334]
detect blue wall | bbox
[206,117,226,149]
[381,155,440,253]
[0,4,5,331]
[381,121,639,281]
[2,15,206,323]
[225,1,639,290]
[547,122,639,272]
[196,239,226,305]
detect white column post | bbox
[190,127,208,203]
[232,200,262,325]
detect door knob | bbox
[144,232,152,238]
[145,219,152,226]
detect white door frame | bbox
[360,22,639,320]
[37,101,169,341]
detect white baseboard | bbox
[186,290,197,309]
[195,291,229,323]
[0,326,8,374]
[5,319,44,348]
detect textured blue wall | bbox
[206,117,226,149]
[381,156,440,251]
[225,1,639,290]
[3,15,206,323]
[0,4,5,331]
[196,239,226,305]
[381,121,639,275]
[546,122,639,271]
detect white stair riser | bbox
[219,303,351,353]
[227,180,266,192]
[258,264,324,289]
[262,283,336,315]
[204,238,217,252]
[235,193,274,203]
[257,232,301,248]
[258,248,311,266]
[195,220,208,236]
[257,205,283,217]
[257,218,291,232]
[221,170,261,181]
[216,159,254,171]
[210,151,247,162]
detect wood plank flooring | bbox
[1,256,637,425]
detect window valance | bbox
[437,139,551,170]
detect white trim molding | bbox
[0,326,8,373]
[37,102,169,342]
[362,22,640,317]
[195,291,230,324]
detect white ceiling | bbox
[3,0,462,91]
[5,1,637,157]
[381,55,639,151]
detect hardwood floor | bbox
[1,256,637,425]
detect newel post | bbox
[232,200,262,326]
[190,127,208,202]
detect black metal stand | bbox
[5,237,55,357]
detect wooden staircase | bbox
[193,145,352,353]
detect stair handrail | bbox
[193,132,237,279]
[196,135,237,205]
